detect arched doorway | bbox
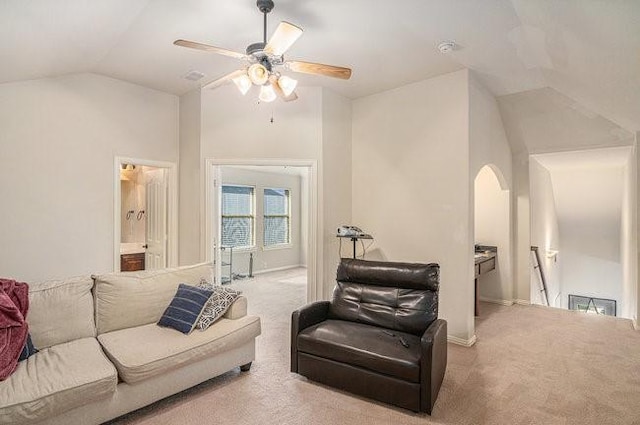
[473,164,513,314]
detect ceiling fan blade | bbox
[174,39,246,60]
[202,69,247,90]
[264,22,303,56]
[270,75,298,102]
[287,60,352,80]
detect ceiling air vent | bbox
[183,70,205,81]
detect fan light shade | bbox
[248,63,269,85]
[232,74,252,95]
[278,75,298,97]
[259,84,277,103]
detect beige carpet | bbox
[109,268,640,425]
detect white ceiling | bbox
[0,0,638,132]
[499,87,635,155]
[532,148,630,226]
[532,146,633,171]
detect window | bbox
[221,185,254,248]
[263,188,290,247]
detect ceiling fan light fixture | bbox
[259,84,277,103]
[278,75,298,97]
[232,73,252,95]
[248,63,269,85]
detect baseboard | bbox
[252,264,305,276]
[513,299,531,306]
[633,319,639,331]
[479,297,514,306]
[447,334,477,347]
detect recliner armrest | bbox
[420,319,447,414]
[290,301,330,372]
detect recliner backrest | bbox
[328,258,439,336]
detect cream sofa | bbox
[0,263,261,425]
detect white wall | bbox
[469,73,514,304]
[183,85,352,301]
[620,148,637,321]
[0,73,178,282]
[219,167,302,275]
[352,70,473,341]
[474,166,511,302]
[529,159,562,306]
[469,74,513,186]
[514,153,532,303]
[178,89,201,266]
[321,89,352,293]
[637,132,640,327]
[551,165,624,313]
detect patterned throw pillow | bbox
[157,284,213,334]
[197,286,242,331]
[198,277,215,290]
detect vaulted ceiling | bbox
[1,0,638,138]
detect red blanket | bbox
[0,278,29,381]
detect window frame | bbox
[220,184,256,250]
[262,187,291,249]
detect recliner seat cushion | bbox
[98,315,261,384]
[0,338,117,425]
[297,319,421,383]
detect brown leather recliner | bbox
[291,258,447,414]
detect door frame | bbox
[204,158,319,303]
[114,157,178,272]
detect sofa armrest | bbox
[290,301,330,372]
[420,319,447,414]
[223,296,247,320]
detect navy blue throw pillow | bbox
[19,333,38,361]
[157,284,213,334]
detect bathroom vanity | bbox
[474,245,497,316]
[120,243,146,272]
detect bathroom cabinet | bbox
[120,253,145,272]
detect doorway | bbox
[205,159,318,302]
[529,147,634,317]
[114,157,178,272]
[473,164,513,312]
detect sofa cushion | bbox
[93,262,214,334]
[297,319,421,383]
[98,315,261,384]
[0,338,117,425]
[28,275,96,349]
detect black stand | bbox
[337,234,373,259]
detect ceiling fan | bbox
[174,0,352,103]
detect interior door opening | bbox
[473,164,513,316]
[114,157,177,272]
[206,160,317,303]
[529,147,634,318]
